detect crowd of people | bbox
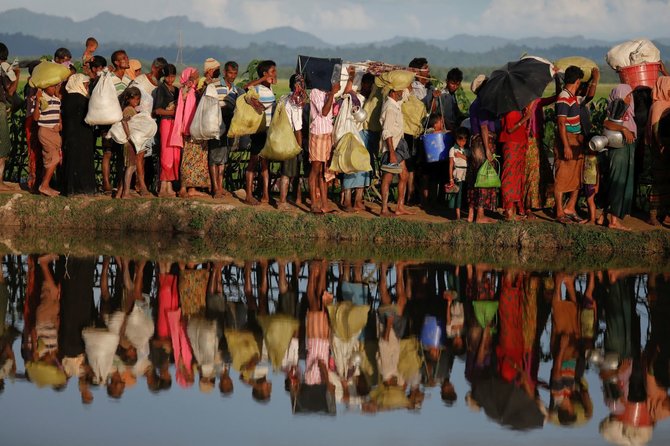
[0,255,668,443]
[2,39,670,228]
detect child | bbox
[82,37,98,65]
[116,87,142,199]
[33,83,62,196]
[446,127,470,220]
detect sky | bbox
[2,0,670,44]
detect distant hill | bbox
[0,8,330,49]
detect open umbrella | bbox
[478,58,554,116]
[471,375,545,430]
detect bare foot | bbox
[187,189,209,198]
[138,188,152,197]
[395,207,415,216]
[38,186,60,197]
[525,210,537,220]
[343,206,357,213]
[476,216,496,224]
[245,196,260,206]
[212,192,225,199]
[260,195,270,204]
[380,210,395,217]
[158,190,176,198]
[0,182,19,191]
[608,223,631,231]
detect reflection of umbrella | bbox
[478,58,553,116]
[472,375,545,430]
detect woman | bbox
[153,64,178,197]
[602,84,637,231]
[61,73,97,195]
[500,108,531,220]
[169,67,209,198]
[526,94,558,214]
[648,77,670,226]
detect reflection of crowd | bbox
[0,255,668,441]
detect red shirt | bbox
[499,110,528,144]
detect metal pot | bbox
[589,135,609,152]
[603,119,625,149]
[352,106,368,123]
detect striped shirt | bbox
[555,89,584,134]
[112,73,132,96]
[37,92,61,128]
[309,88,334,135]
[254,84,275,127]
[305,338,330,385]
[212,81,244,109]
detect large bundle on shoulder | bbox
[374,70,415,92]
[190,83,224,140]
[28,61,70,89]
[85,70,123,125]
[259,100,302,161]
[402,94,426,137]
[107,111,157,152]
[554,56,598,81]
[227,88,266,137]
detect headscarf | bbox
[64,73,89,97]
[649,76,670,131]
[288,74,307,108]
[125,59,142,80]
[168,67,198,148]
[608,84,637,137]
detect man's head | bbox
[256,60,277,84]
[409,57,430,86]
[564,66,584,88]
[0,43,8,62]
[446,68,464,94]
[360,73,375,98]
[150,57,168,79]
[54,47,72,64]
[111,50,129,71]
[388,88,404,102]
[223,61,239,85]
[204,58,221,79]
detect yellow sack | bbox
[227,89,266,137]
[402,94,426,137]
[329,133,372,174]
[398,337,422,382]
[29,61,71,89]
[374,70,415,91]
[327,302,370,340]
[259,103,302,161]
[555,56,598,82]
[258,314,299,371]
[362,84,385,132]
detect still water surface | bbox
[0,255,668,446]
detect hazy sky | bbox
[2,0,670,43]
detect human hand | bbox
[247,97,265,114]
[433,90,441,98]
[389,150,398,164]
[622,128,635,144]
[347,65,356,79]
[331,82,341,94]
[563,146,573,160]
[591,67,600,80]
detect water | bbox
[0,254,668,446]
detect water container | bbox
[422,132,448,163]
[618,62,661,90]
[420,316,443,348]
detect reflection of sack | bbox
[86,72,123,125]
[402,94,426,137]
[474,158,501,188]
[227,89,265,137]
[259,103,302,161]
[472,301,499,334]
[190,85,223,140]
[28,61,70,89]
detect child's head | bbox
[427,114,444,132]
[120,86,141,109]
[54,47,72,64]
[256,60,277,84]
[446,68,464,94]
[162,64,177,86]
[86,55,107,78]
[0,43,8,62]
[85,37,98,53]
[454,127,470,147]
[43,83,60,96]
[223,61,238,85]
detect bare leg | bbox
[120,167,136,198]
[354,188,365,210]
[39,164,60,196]
[395,164,414,215]
[260,158,270,203]
[380,172,393,217]
[554,189,566,218]
[308,161,322,212]
[0,158,19,190]
[136,154,149,195]
[245,155,259,205]
[279,176,289,205]
[343,189,354,212]
[102,151,113,192]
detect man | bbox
[244,60,277,205]
[308,81,339,213]
[101,50,132,193]
[554,66,586,224]
[200,57,228,198]
[380,88,413,217]
[438,68,466,130]
[0,42,20,191]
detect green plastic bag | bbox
[227,89,266,137]
[259,103,301,161]
[472,301,499,334]
[474,158,501,188]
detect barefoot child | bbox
[446,127,470,220]
[116,87,142,199]
[33,83,62,196]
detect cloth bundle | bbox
[29,61,70,89]
[227,89,266,137]
[190,84,224,140]
[606,39,661,70]
[259,102,302,161]
[107,111,158,152]
[85,71,123,125]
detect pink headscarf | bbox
[168,67,198,148]
[609,84,637,137]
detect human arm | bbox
[557,116,572,160]
[582,68,600,105]
[319,83,340,117]
[448,154,455,185]
[343,66,356,94]
[6,65,20,97]
[480,124,493,161]
[603,119,635,144]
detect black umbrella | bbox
[471,375,545,430]
[478,57,553,116]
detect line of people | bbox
[3,39,670,226]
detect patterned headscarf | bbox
[288,74,307,108]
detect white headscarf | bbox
[65,73,89,97]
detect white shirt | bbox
[449,145,469,182]
[380,96,404,153]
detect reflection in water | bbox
[1,255,669,444]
